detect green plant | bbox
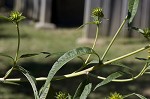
[0,0,150,99]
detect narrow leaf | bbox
[76,22,95,30]
[0,16,10,21]
[3,80,20,85]
[124,93,147,99]
[128,0,139,24]
[73,80,89,99]
[110,62,133,70]
[94,72,123,90]
[135,57,147,61]
[39,84,50,99]
[80,83,92,99]
[17,66,39,99]
[42,47,99,95]
[41,52,65,58]
[144,72,150,74]
[0,53,14,60]
[20,53,39,58]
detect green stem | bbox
[14,23,20,65]
[88,63,149,82]
[101,16,127,61]
[85,24,99,64]
[3,23,20,79]
[1,45,149,82]
[3,67,14,79]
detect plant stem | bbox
[101,16,127,61]
[3,23,20,79]
[1,45,149,82]
[88,63,149,82]
[14,23,20,65]
[85,24,99,64]
[3,67,14,79]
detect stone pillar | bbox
[35,0,55,29]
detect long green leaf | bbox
[94,72,123,90]
[124,93,147,99]
[17,66,39,99]
[3,81,20,85]
[0,53,14,60]
[110,62,133,71]
[0,16,10,21]
[20,53,39,58]
[73,80,89,99]
[42,47,99,95]
[128,0,139,24]
[39,84,50,99]
[79,83,92,99]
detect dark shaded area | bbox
[51,0,85,27]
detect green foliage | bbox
[0,0,149,99]
[39,84,50,99]
[41,47,100,96]
[16,66,39,99]
[73,79,92,99]
[124,93,147,99]
[94,72,123,90]
[128,0,139,25]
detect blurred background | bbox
[0,0,150,98]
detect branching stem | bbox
[101,16,128,61]
[14,23,20,65]
[85,24,99,64]
[1,45,149,82]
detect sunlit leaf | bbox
[79,81,92,99]
[124,93,147,99]
[39,84,50,99]
[128,0,139,25]
[17,66,39,99]
[94,72,123,90]
[42,47,100,95]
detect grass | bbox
[0,22,149,98]
[0,22,148,62]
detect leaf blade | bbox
[42,47,99,96]
[17,66,39,99]
[79,83,92,99]
[94,72,123,90]
[73,80,89,99]
[0,53,14,60]
[39,84,50,99]
[124,93,147,99]
[20,53,39,58]
[128,0,139,24]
